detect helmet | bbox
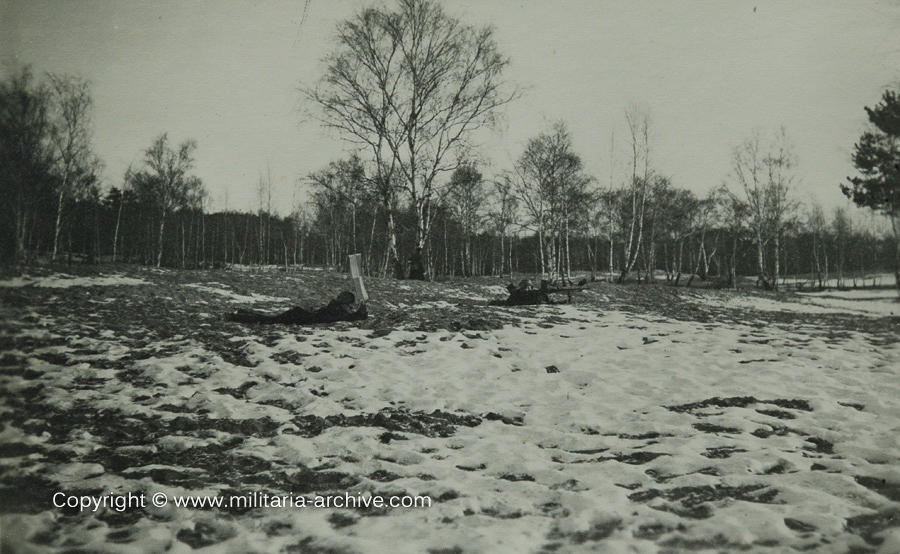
[336,291,356,305]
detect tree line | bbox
[2,0,898,291]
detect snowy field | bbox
[1,268,899,553]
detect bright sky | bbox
[3,0,900,217]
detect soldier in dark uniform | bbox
[226,291,367,324]
[489,279,553,306]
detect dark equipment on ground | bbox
[488,278,587,306]
[226,291,367,325]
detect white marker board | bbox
[348,254,368,302]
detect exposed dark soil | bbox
[1,265,898,553]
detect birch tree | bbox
[730,128,797,290]
[832,206,852,288]
[47,74,100,262]
[306,0,517,268]
[512,121,592,279]
[808,203,829,288]
[447,164,486,276]
[490,175,518,277]
[256,165,274,265]
[129,134,203,267]
[619,106,652,283]
[308,156,367,269]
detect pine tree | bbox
[842,89,900,292]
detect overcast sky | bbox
[3,0,900,216]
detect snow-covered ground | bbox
[184,283,291,304]
[797,289,900,317]
[0,273,149,289]
[777,273,893,290]
[1,271,898,553]
[695,288,900,318]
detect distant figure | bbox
[407,247,426,280]
[226,291,367,325]
[489,279,552,306]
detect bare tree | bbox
[619,105,652,283]
[730,128,797,290]
[511,121,592,279]
[686,190,722,286]
[511,122,561,276]
[764,129,798,288]
[179,181,204,268]
[447,164,486,276]
[367,168,402,277]
[306,0,517,266]
[129,134,203,267]
[489,176,518,277]
[596,131,621,278]
[111,164,134,263]
[593,188,621,279]
[832,206,852,288]
[257,165,274,265]
[639,174,675,282]
[308,156,367,269]
[808,203,829,288]
[640,182,696,285]
[289,199,313,267]
[46,74,100,262]
[732,132,767,287]
[717,185,749,289]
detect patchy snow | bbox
[0,273,149,288]
[778,273,894,290]
[227,264,325,272]
[690,288,900,318]
[448,290,495,302]
[390,300,458,310]
[797,289,900,317]
[484,284,512,296]
[184,283,290,303]
[1,273,899,553]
